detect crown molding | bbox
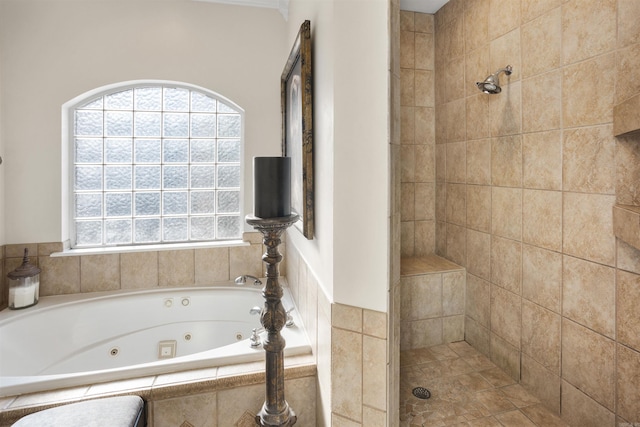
[193,0,288,19]
[400,0,448,14]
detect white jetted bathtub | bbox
[0,284,309,397]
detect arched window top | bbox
[70,80,243,113]
[68,81,244,249]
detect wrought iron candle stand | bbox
[246,214,299,427]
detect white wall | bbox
[0,0,286,244]
[285,0,335,305]
[0,36,4,246]
[286,0,390,313]
[0,0,390,312]
[332,0,389,313]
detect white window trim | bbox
[62,80,246,252]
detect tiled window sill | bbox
[51,240,249,257]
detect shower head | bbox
[476,65,513,94]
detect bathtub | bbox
[0,284,310,397]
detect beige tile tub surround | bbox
[0,234,316,427]
[38,254,81,296]
[0,356,316,427]
[120,251,159,290]
[80,254,120,292]
[2,233,265,302]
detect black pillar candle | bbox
[253,157,291,218]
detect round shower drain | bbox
[412,387,431,399]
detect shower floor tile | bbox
[400,342,568,427]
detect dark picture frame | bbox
[281,20,314,239]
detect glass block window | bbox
[72,84,242,248]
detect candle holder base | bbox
[255,404,297,427]
[246,214,299,427]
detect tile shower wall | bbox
[400,11,436,257]
[389,0,402,424]
[149,374,316,427]
[430,0,640,426]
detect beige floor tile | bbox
[479,367,516,388]
[467,417,502,427]
[494,410,537,426]
[399,342,570,427]
[521,404,567,427]
[501,384,540,408]
[474,389,516,414]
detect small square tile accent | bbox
[234,410,256,427]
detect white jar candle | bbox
[7,249,41,310]
[9,281,37,309]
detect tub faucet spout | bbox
[234,275,262,286]
[285,307,295,327]
[250,327,265,347]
